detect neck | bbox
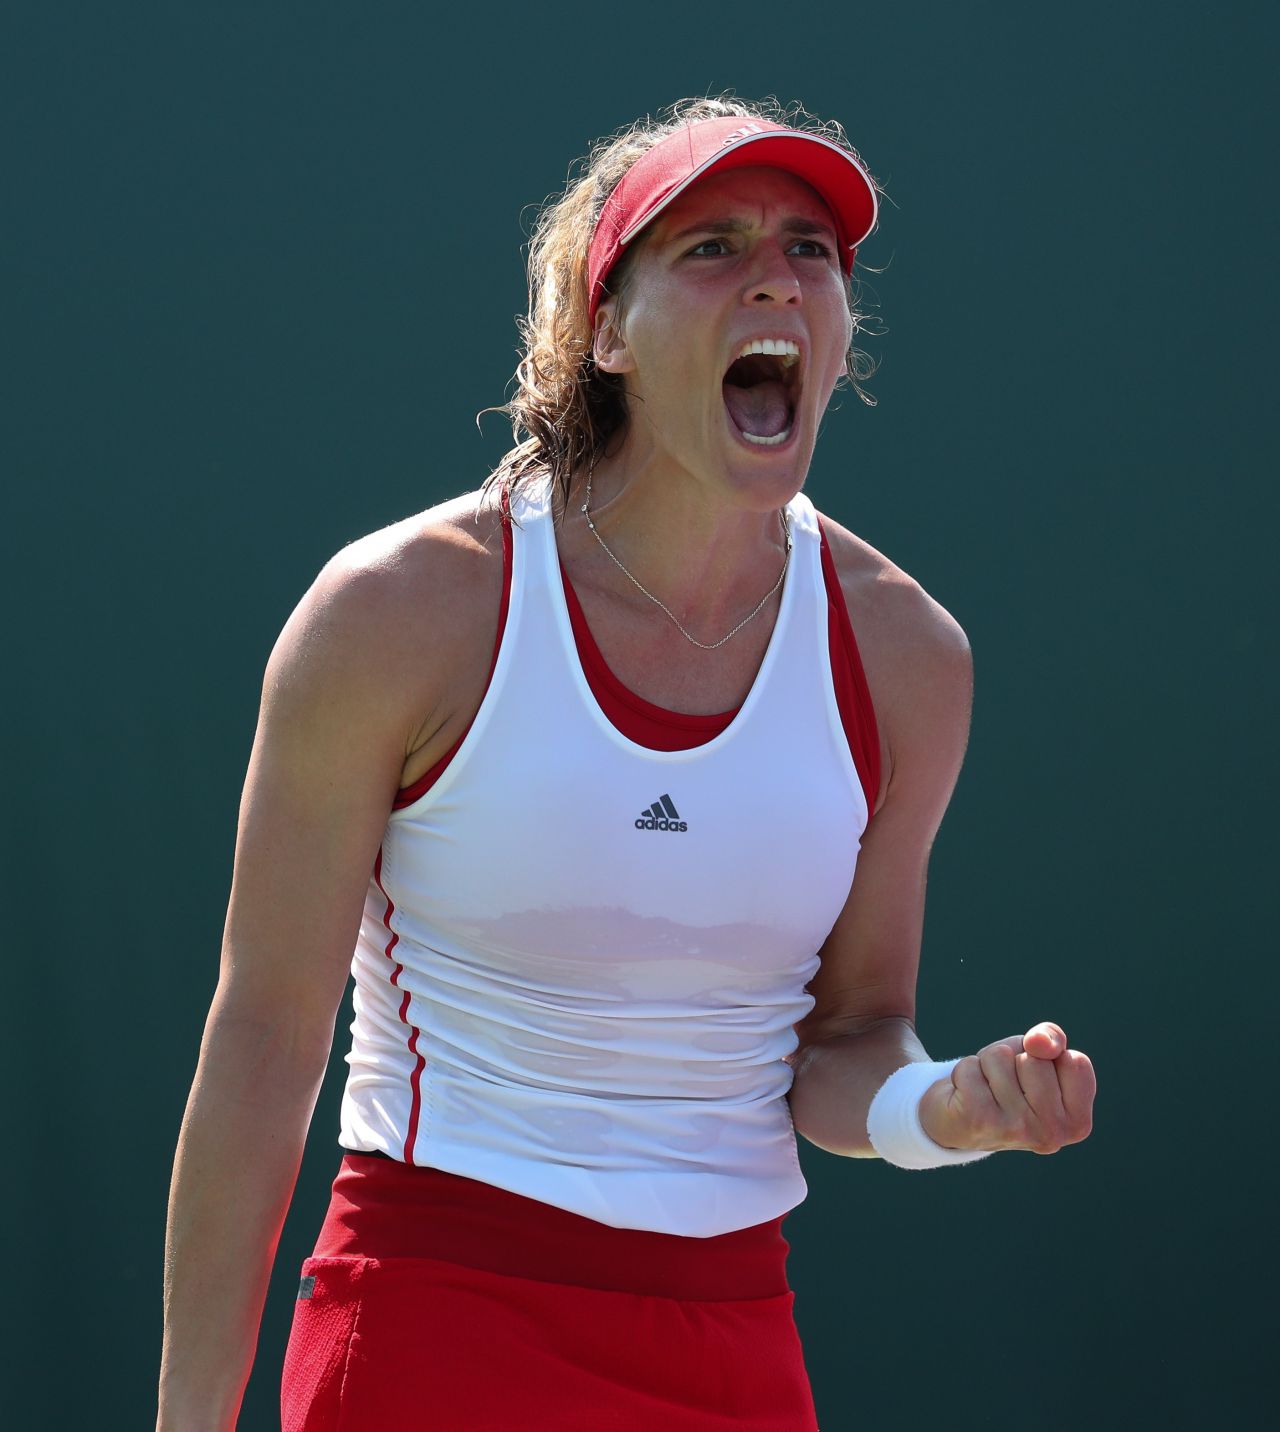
[564,446,798,635]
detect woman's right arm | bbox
[156,544,437,1432]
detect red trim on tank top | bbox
[392,511,514,810]
[559,558,738,752]
[372,847,426,1163]
[818,521,882,814]
[391,504,880,817]
[560,524,880,811]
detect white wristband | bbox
[866,1059,993,1170]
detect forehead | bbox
[648,165,837,238]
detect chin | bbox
[723,460,811,513]
[719,421,814,508]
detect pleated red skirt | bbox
[281,1154,818,1431]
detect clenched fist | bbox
[919,1023,1095,1154]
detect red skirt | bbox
[281,1154,818,1431]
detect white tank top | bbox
[338,483,870,1236]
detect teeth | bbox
[740,427,793,446]
[738,337,800,366]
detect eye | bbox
[788,238,832,258]
[687,238,731,257]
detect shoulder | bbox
[816,511,970,673]
[310,487,504,631]
[265,488,507,734]
[815,510,972,801]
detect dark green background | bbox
[5,3,1274,1428]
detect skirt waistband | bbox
[313,1154,792,1301]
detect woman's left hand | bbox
[918,1022,1096,1154]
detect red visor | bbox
[587,117,877,322]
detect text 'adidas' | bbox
[635,793,688,832]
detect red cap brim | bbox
[587,118,877,322]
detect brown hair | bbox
[483,95,883,511]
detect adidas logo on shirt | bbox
[635,794,688,832]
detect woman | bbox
[158,96,1095,1431]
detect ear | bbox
[592,297,635,375]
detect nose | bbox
[743,243,802,306]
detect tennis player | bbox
[158,96,1095,1431]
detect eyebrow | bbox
[664,214,838,243]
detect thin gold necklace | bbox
[580,470,793,652]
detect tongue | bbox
[723,378,790,438]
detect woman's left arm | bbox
[787,557,1094,1160]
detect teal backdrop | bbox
[5,4,1274,1428]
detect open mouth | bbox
[722,339,802,448]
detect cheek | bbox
[631,344,706,411]
[810,339,850,406]
[626,315,722,411]
[808,282,854,396]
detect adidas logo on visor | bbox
[722,121,768,146]
[634,794,688,832]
